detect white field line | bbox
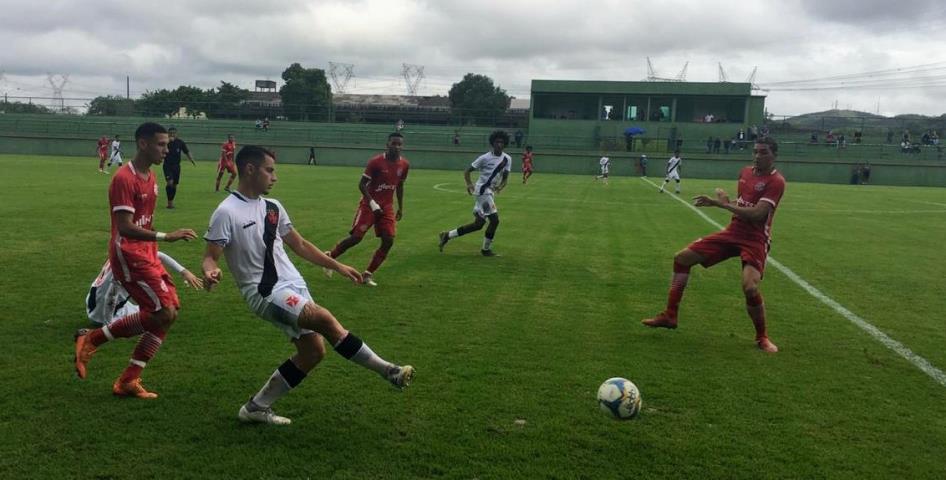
[641,177,946,387]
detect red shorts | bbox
[118,269,180,313]
[98,150,108,161]
[523,166,533,174]
[350,203,396,239]
[687,229,769,275]
[217,159,236,174]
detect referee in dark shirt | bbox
[164,127,196,209]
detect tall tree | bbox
[279,63,332,121]
[206,81,251,118]
[87,95,136,116]
[448,73,511,125]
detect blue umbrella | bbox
[624,127,646,136]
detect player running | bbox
[438,130,512,257]
[74,122,199,398]
[202,145,414,425]
[659,150,682,194]
[324,132,408,287]
[85,252,202,326]
[97,136,110,173]
[164,127,196,209]
[522,145,535,184]
[215,134,237,192]
[641,137,785,353]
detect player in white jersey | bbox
[659,150,683,194]
[85,252,203,326]
[202,145,415,426]
[108,135,123,168]
[595,155,611,183]
[438,130,511,257]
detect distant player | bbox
[595,154,611,183]
[521,145,535,184]
[307,146,317,165]
[202,145,414,425]
[659,150,682,194]
[642,137,785,353]
[325,133,408,287]
[85,252,202,326]
[74,122,199,399]
[438,130,511,257]
[108,135,123,168]
[97,136,110,173]
[164,127,196,209]
[215,134,237,192]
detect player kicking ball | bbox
[202,145,414,425]
[324,132,409,287]
[642,137,785,353]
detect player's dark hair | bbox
[526,145,533,151]
[388,132,404,140]
[756,136,778,154]
[168,127,178,133]
[134,122,167,141]
[236,145,276,176]
[489,130,510,146]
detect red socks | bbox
[366,249,389,274]
[120,330,167,383]
[665,261,691,317]
[746,291,767,338]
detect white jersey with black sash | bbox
[205,192,307,305]
[471,151,512,195]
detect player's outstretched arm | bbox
[115,212,196,242]
[201,242,224,291]
[282,228,363,284]
[157,251,204,289]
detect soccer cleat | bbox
[112,378,158,399]
[756,336,779,353]
[641,311,678,329]
[362,271,378,287]
[74,329,97,379]
[238,401,291,425]
[386,365,415,389]
[481,249,499,257]
[322,251,334,278]
[438,232,449,252]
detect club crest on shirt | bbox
[754,181,767,192]
[266,209,278,226]
[396,168,403,176]
[285,295,300,307]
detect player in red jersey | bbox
[215,134,237,192]
[325,132,409,287]
[97,136,110,173]
[521,145,535,184]
[74,122,198,398]
[642,137,786,353]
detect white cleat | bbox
[387,365,415,389]
[238,403,291,425]
[362,271,378,287]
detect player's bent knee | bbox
[297,302,347,343]
[674,249,701,266]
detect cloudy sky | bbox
[3,0,946,117]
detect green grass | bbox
[1,154,945,479]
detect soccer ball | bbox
[597,377,642,419]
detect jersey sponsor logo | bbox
[373,183,398,192]
[285,295,300,308]
[134,215,153,227]
[396,168,404,176]
[754,181,767,192]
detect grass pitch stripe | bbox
[642,177,946,388]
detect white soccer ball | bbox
[597,377,642,419]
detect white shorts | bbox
[109,153,123,166]
[248,285,316,339]
[473,193,498,217]
[600,166,609,175]
[86,278,138,325]
[665,171,680,181]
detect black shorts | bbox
[163,164,181,184]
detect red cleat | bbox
[756,336,779,353]
[74,329,97,379]
[641,311,678,329]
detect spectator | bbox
[886,130,894,144]
[850,164,861,185]
[395,119,405,132]
[810,132,819,144]
[838,133,846,148]
[706,136,714,153]
[514,129,524,148]
[724,137,733,154]
[307,146,317,165]
[737,129,746,149]
[639,154,648,177]
[860,162,871,184]
[825,131,836,147]
[255,118,263,130]
[703,113,715,123]
[262,117,270,131]
[713,137,722,154]
[452,130,461,146]
[853,130,862,144]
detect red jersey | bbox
[727,166,786,245]
[97,137,109,153]
[220,141,235,163]
[361,154,409,207]
[108,163,160,280]
[522,152,534,170]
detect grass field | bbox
[1,153,945,479]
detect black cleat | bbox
[481,249,499,257]
[438,232,449,252]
